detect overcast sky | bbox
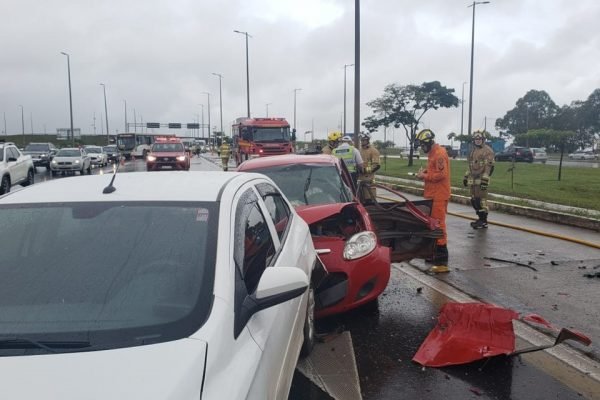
[2,0,599,145]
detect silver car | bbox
[84,146,108,166]
[50,148,92,176]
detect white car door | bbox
[8,147,27,183]
[230,182,311,399]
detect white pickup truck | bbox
[0,142,35,195]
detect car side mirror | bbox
[234,267,308,338]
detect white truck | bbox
[0,141,35,195]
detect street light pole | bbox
[19,105,24,147]
[343,64,354,136]
[234,30,252,117]
[123,99,128,133]
[266,103,271,117]
[201,92,211,147]
[212,73,224,136]
[353,0,361,149]
[467,1,490,141]
[461,81,466,135]
[293,88,302,133]
[100,83,109,145]
[61,52,75,146]
[199,104,204,139]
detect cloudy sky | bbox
[2,0,599,145]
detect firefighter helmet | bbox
[328,131,342,142]
[472,130,485,140]
[414,129,435,151]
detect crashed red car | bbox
[238,154,440,318]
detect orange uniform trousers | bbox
[422,144,450,246]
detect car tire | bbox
[51,170,58,177]
[22,169,34,187]
[300,286,315,358]
[0,175,10,195]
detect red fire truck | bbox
[232,117,294,165]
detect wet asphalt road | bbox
[30,157,599,399]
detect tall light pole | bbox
[343,63,354,136]
[60,52,74,146]
[467,1,490,141]
[201,92,211,146]
[265,103,271,117]
[100,83,109,145]
[234,30,252,117]
[199,104,204,139]
[212,73,224,136]
[3,112,6,135]
[123,99,128,132]
[353,0,361,149]
[19,105,24,147]
[293,88,302,134]
[461,81,466,135]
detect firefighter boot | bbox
[426,244,448,264]
[471,212,488,229]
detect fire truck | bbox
[231,117,294,166]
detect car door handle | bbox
[315,249,331,255]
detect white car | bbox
[50,147,92,175]
[530,148,548,163]
[84,145,108,166]
[0,171,316,400]
[568,150,597,160]
[0,141,35,195]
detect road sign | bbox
[187,123,200,129]
[147,122,160,128]
[168,123,181,129]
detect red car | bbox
[238,154,440,318]
[146,137,190,171]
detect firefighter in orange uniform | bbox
[414,129,450,269]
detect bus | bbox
[116,133,176,159]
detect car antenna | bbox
[103,156,122,194]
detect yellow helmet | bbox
[328,131,342,142]
[472,130,485,140]
[414,129,435,149]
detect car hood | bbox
[295,202,356,225]
[0,339,207,399]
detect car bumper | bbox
[313,236,391,318]
[50,164,83,172]
[146,160,189,170]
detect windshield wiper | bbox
[303,167,313,205]
[0,337,92,353]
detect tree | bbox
[519,129,574,180]
[364,81,459,166]
[496,90,559,139]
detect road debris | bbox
[484,256,538,271]
[583,272,600,279]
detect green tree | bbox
[519,129,574,180]
[496,90,559,139]
[364,81,459,166]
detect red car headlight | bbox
[176,155,187,161]
[147,155,157,162]
[343,231,377,260]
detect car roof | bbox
[238,154,340,171]
[0,171,265,204]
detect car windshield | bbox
[152,143,184,152]
[248,163,353,207]
[56,149,82,157]
[0,201,217,353]
[245,127,291,143]
[86,148,101,153]
[24,144,49,152]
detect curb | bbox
[376,180,600,232]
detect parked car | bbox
[49,147,92,176]
[568,150,597,160]
[400,148,419,159]
[103,145,121,163]
[530,148,548,163]
[494,146,533,162]
[0,171,316,399]
[238,154,441,318]
[0,141,35,194]
[84,145,108,166]
[146,137,190,171]
[22,142,57,170]
[441,145,459,159]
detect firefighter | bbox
[358,132,381,204]
[322,131,342,155]
[333,135,364,185]
[414,129,450,268]
[464,130,495,229]
[219,138,231,171]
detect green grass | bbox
[377,157,600,212]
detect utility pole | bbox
[124,99,128,132]
[61,52,74,146]
[293,88,302,134]
[343,64,354,136]
[212,73,224,136]
[234,30,252,117]
[100,83,109,145]
[353,0,361,149]
[467,1,490,141]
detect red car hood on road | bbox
[295,202,356,226]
